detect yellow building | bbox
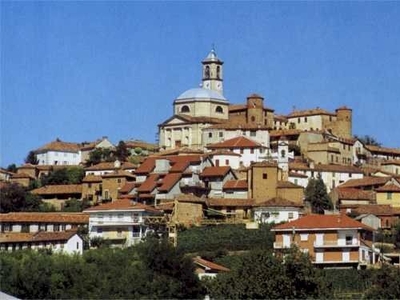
[375,183,400,207]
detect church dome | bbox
[175,88,227,102]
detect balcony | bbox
[274,242,294,249]
[314,240,360,248]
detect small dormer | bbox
[154,159,171,174]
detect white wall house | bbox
[253,198,303,224]
[84,199,161,247]
[35,139,81,166]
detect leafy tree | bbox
[134,146,143,155]
[62,198,90,212]
[24,151,38,165]
[363,265,400,299]
[205,247,329,299]
[65,166,85,184]
[0,183,43,213]
[115,141,129,162]
[86,148,114,166]
[40,167,84,186]
[355,135,381,146]
[6,164,17,173]
[305,173,333,214]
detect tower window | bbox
[215,106,223,114]
[216,66,221,79]
[251,116,256,122]
[205,66,210,79]
[181,105,190,113]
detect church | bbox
[158,49,275,151]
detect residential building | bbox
[253,197,303,224]
[330,187,375,207]
[35,139,81,166]
[31,184,82,210]
[84,160,136,176]
[0,230,83,255]
[375,183,400,208]
[271,214,375,268]
[200,166,237,198]
[84,198,162,247]
[205,150,242,170]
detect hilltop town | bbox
[1,49,400,298]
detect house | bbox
[253,197,303,224]
[338,176,399,191]
[31,184,83,210]
[0,212,89,233]
[375,183,400,207]
[193,256,230,279]
[84,160,136,176]
[0,230,84,255]
[205,150,242,170]
[346,205,400,229]
[10,172,35,187]
[80,136,115,164]
[271,214,375,268]
[81,174,103,203]
[205,136,268,167]
[84,198,162,247]
[206,198,254,220]
[354,214,381,230]
[101,170,136,202]
[380,160,400,176]
[330,187,375,207]
[200,166,237,198]
[223,179,248,199]
[35,139,81,166]
[0,168,13,182]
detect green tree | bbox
[6,164,17,173]
[40,167,84,186]
[355,135,381,146]
[62,198,90,212]
[0,183,43,213]
[115,141,129,162]
[24,150,38,165]
[66,166,84,184]
[305,173,333,214]
[205,247,328,299]
[363,265,400,299]
[86,148,114,166]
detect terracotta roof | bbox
[223,180,248,190]
[154,148,204,156]
[0,212,89,223]
[11,172,35,179]
[351,205,400,216]
[0,230,79,244]
[85,162,136,171]
[170,161,190,173]
[135,155,202,175]
[228,104,247,111]
[339,176,393,189]
[289,171,308,178]
[82,175,102,183]
[119,182,136,194]
[272,214,373,231]
[254,197,304,208]
[286,108,335,118]
[289,162,363,174]
[365,145,400,155]
[251,161,278,168]
[277,181,303,189]
[193,257,230,272]
[274,115,288,122]
[201,166,231,178]
[207,122,270,130]
[206,150,242,157]
[336,188,375,200]
[84,198,161,213]
[207,198,254,207]
[35,139,80,153]
[137,174,160,193]
[158,173,182,192]
[206,136,263,149]
[31,184,82,195]
[375,183,400,192]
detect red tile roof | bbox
[31,184,82,195]
[207,136,263,149]
[0,212,89,223]
[119,182,136,194]
[336,188,375,200]
[277,181,303,189]
[193,257,230,272]
[375,183,400,192]
[338,177,393,188]
[254,197,303,208]
[351,205,400,216]
[35,139,81,153]
[0,230,79,243]
[365,145,400,156]
[135,155,202,175]
[223,180,248,190]
[102,170,136,179]
[201,166,231,178]
[158,173,182,192]
[206,150,242,157]
[272,214,373,231]
[84,198,160,213]
[82,175,102,183]
[137,174,159,193]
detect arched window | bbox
[215,106,223,114]
[204,66,210,79]
[181,105,190,113]
[281,149,286,158]
[251,116,256,122]
[216,66,221,79]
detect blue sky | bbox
[1,1,399,167]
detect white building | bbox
[35,139,81,166]
[253,197,303,224]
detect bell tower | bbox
[202,48,223,95]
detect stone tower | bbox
[202,48,223,94]
[246,94,264,125]
[335,106,352,139]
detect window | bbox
[208,132,212,138]
[304,117,307,123]
[181,105,190,113]
[281,149,286,158]
[39,224,47,231]
[204,66,210,78]
[349,173,352,178]
[77,242,79,249]
[260,148,265,153]
[387,192,392,200]
[219,131,223,138]
[54,224,60,232]
[215,106,223,114]
[250,149,254,154]
[215,159,220,167]
[117,178,122,183]
[250,131,256,137]
[262,173,268,179]
[21,224,29,233]
[294,179,298,185]
[118,214,123,219]
[88,183,92,188]
[251,116,256,122]
[225,159,229,165]
[240,149,244,154]
[345,236,353,245]
[216,66,221,79]
[298,118,301,123]
[288,212,294,219]
[97,227,103,234]
[300,234,308,241]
